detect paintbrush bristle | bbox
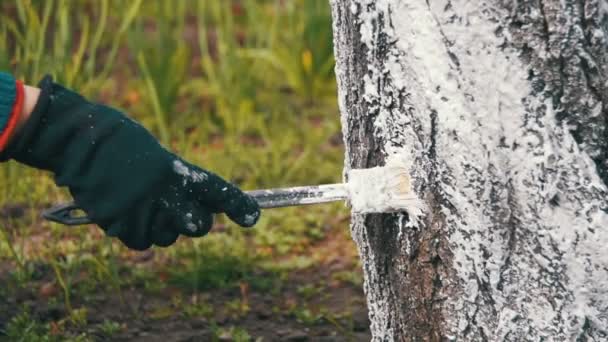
[347,154,425,218]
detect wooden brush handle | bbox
[42,184,349,226]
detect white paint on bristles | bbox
[333,0,608,339]
[347,152,425,218]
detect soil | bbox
[1,261,371,341]
[0,208,371,341]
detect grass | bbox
[0,0,366,340]
[169,233,261,291]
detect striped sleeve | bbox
[0,72,17,135]
[0,73,24,152]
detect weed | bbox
[169,234,256,291]
[296,283,325,300]
[332,270,364,287]
[66,308,88,328]
[224,298,250,320]
[2,309,51,342]
[132,267,167,294]
[50,260,72,314]
[98,319,122,337]
[0,307,92,342]
[183,301,214,319]
[248,0,335,102]
[214,325,252,342]
[149,305,176,320]
[0,226,31,283]
[128,0,190,143]
[292,306,325,325]
[167,232,286,294]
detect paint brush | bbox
[42,156,424,226]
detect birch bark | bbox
[329,0,608,340]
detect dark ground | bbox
[0,205,371,341]
[1,260,371,341]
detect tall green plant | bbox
[241,0,336,103]
[194,0,262,135]
[1,0,141,89]
[128,0,190,144]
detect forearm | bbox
[14,85,40,140]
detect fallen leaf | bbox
[39,281,58,299]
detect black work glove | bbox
[0,76,260,250]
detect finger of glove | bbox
[106,220,153,251]
[171,201,214,237]
[189,171,260,227]
[150,210,179,247]
[102,201,156,251]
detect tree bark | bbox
[329,0,608,340]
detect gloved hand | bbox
[0,76,260,250]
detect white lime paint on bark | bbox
[330,0,608,340]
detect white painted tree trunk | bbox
[330,0,608,340]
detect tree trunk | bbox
[329,0,608,340]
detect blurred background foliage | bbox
[0,1,366,340]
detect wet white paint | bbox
[186,222,198,233]
[290,184,348,205]
[173,160,208,185]
[242,211,260,226]
[348,152,425,218]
